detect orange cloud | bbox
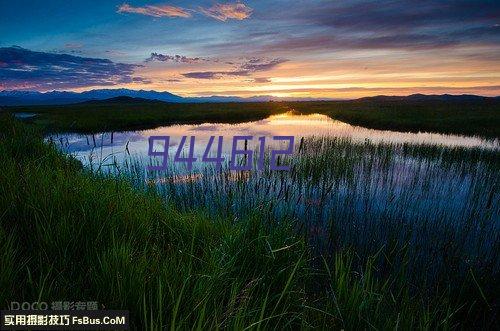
[199,2,252,21]
[117,3,191,18]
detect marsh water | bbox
[49,112,498,168]
[48,112,499,269]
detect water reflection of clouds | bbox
[48,112,499,168]
[14,112,37,119]
[188,124,220,132]
[51,131,145,153]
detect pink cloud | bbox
[199,2,252,21]
[117,3,191,18]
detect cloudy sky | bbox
[0,0,499,98]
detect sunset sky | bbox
[1,0,499,98]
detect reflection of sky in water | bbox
[14,112,37,119]
[45,112,500,261]
[47,112,499,167]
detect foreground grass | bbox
[7,98,500,137]
[0,115,497,329]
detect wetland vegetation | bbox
[6,97,500,137]
[1,109,498,329]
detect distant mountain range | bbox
[0,89,498,106]
[356,93,498,102]
[0,89,334,106]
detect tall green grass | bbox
[124,136,499,291]
[0,114,498,329]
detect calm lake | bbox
[49,112,499,169]
[47,111,499,260]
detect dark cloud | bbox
[164,78,183,83]
[182,70,249,79]
[145,52,204,64]
[50,49,84,55]
[246,31,280,38]
[262,33,460,52]
[296,0,499,33]
[256,24,499,53]
[0,46,145,90]
[242,58,287,71]
[132,77,152,84]
[253,77,271,83]
[462,49,500,62]
[182,72,219,79]
[182,58,287,79]
[210,0,499,53]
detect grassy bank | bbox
[1,115,498,329]
[288,98,500,138]
[6,98,500,137]
[6,101,288,134]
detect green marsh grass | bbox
[0,114,498,329]
[8,98,500,137]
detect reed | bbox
[1,114,498,329]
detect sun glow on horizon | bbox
[3,1,498,98]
